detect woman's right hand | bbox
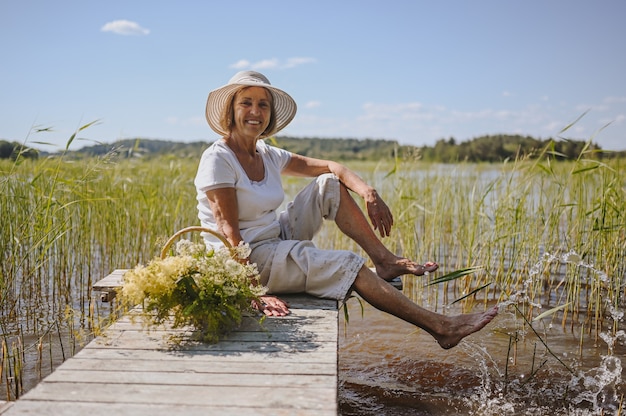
[365,189,394,237]
[252,295,290,316]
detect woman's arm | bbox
[204,187,290,316]
[283,153,394,237]
[205,187,244,248]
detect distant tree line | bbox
[418,134,612,163]
[68,139,210,159]
[1,135,623,162]
[269,137,409,161]
[0,140,39,160]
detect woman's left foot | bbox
[433,306,499,349]
[375,257,438,281]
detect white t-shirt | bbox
[194,139,292,247]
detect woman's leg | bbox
[280,174,436,280]
[334,182,438,281]
[352,266,498,349]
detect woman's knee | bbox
[315,173,341,220]
[316,173,339,190]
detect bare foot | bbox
[433,306,499,349]
[375,256,439,281]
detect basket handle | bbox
[160,226,233,260]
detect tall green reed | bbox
[1,130,205,399]
[371,145,624,334]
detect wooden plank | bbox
[68,347,337,364]
[56,357,336,375]
[92,269,127,290]
[108,317,338,333]
[8,383,337,410]
[44,369,335,388]
[99,316,337,341]
[94,328,337,343]
[92,269,127,302]
[0,402,11,413]
[2,401,327,416]
[89,332,337,354]
[112,307,338,330]
[89,312,337,351]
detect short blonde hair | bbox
[219,86,278,138]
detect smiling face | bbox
[227,86,276,139]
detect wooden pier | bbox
[0,270,339,415]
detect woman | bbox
[195,71,497,349]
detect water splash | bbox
[463,250,624,415]
[569,354,623,414]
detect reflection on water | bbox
[339,292,625,415]
[1,331,73,400]
[0,301,116,400]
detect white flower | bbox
[120,237,264,343]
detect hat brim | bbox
[205,81,297,138]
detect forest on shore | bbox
[1,134,623,162]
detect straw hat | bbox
[205,71,297,138]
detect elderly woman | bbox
[194,71,497,349]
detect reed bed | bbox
[362,152,625,343]
[0,148,201,399]
[310,153,624,336]
[1,140,624,400]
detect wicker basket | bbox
[160,226,232,259]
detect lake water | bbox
[338,291,625,415]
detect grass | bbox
[0,139,201,399]
[1,133,625,400]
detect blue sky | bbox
[2,0,625,152]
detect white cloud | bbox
[305,101,321,109]
[230,60,250,69]
[252,59,280,70]
[230,57,316,70]
[101,20,150,36]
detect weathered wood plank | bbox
[57,357,336,375]
[92,269,128,301]
[108,317,338,333]
[44,369,335,388]
[11,382,337,409]
[92,328,337,343]
[92,269,127,289]
[69,347,337,364]
[90,331,338,353]
[110,308,338,331]
[2,401,327,416]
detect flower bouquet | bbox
[119,226,267,343]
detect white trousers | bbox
[250,174,365,301]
